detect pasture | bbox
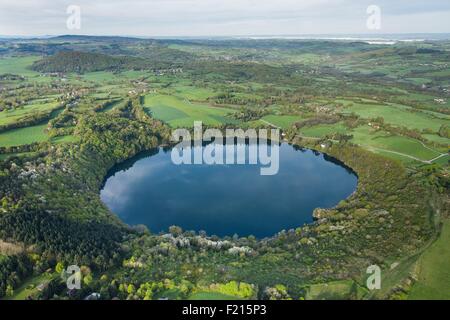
[350,126,442,162]
[172,85,216,101]
[143,94,238,127]
[0,56,40,77]
[408,220,450,300]
[0,101,60,126]
[0,124,48,147]
[300,122,348,138]
[260,114,300,129]
[339,99,449,132]
[305,280,367,300]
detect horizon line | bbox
[1,32,450,39]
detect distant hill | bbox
[31,48,194,73]
[50,35,149,43]
[31,51,148,73]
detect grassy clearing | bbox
[339,100,449,131]
[51,135,78,144]
[260,115,300,129]
[0,125,76,147]
[119,70,151,79]
[408,220,450,300]
[300,122,348,138]
[173,86,216,101]
[351,126,441,162]
[4,273,53,300]
[0,56,40,77]
[81,71,118,83]
[0,124,48,147]
[0,101,59,126]
[305,280,367,300]
[144,94,237,127]
[423,134,450,146]
[97,99,124,113]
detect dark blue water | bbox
[101,143,357,238]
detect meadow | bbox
[0,101,60,126]
[408,220,450,300]
[0,124,48,147]
[143,94,238,127]
[339,99,449,132]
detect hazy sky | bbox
[0,0,449,36]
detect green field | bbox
[423,134,450,146]
[3,273,53,300]
[144,94,238,127]
[0,124,48,147]
[260,115,301,129]
[408,220,450,300]
[351,126,442,162]
[81,71,119,83]
[300,122,348,138]
[339,99,449,131]
[0,56,40,76]
[305,280,367,300]
[0,101,60,126]
[172,86,216,101]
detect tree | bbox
[83,274,93,286]
[55,262,65,274]
[169,225,183,236]
[6,284,14,297]
[127,284,135,295]
[438,124,449,138]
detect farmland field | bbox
[339,100,449,131]
[408,220,450,300]
[0,123,48,147]
[143,94,238,127]
[0,101,60,126]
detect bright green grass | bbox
[144,94,237,127]
[351,126,441,161]
[300,122,348,138]
[0,124,48,147]
[369,136,440,160]
[423,134,450,146]
[119,70,151,79]
[173,86,216,101]
[0,56,40,77]
[96,99,123,113]
[0,101,59,126]
[369,149,416,164]
[51,135,78,144]
[305,280,366,300]
[408,220,450,300]
[339,100,449,131]
[433,155,449,166]
[81,71,118,83]
[4,273,53,301]
[260,115,301,129]
[147,104,189,122]
[96,85,135,96]
[188,292,240,300]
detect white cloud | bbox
[0,0,449,36]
